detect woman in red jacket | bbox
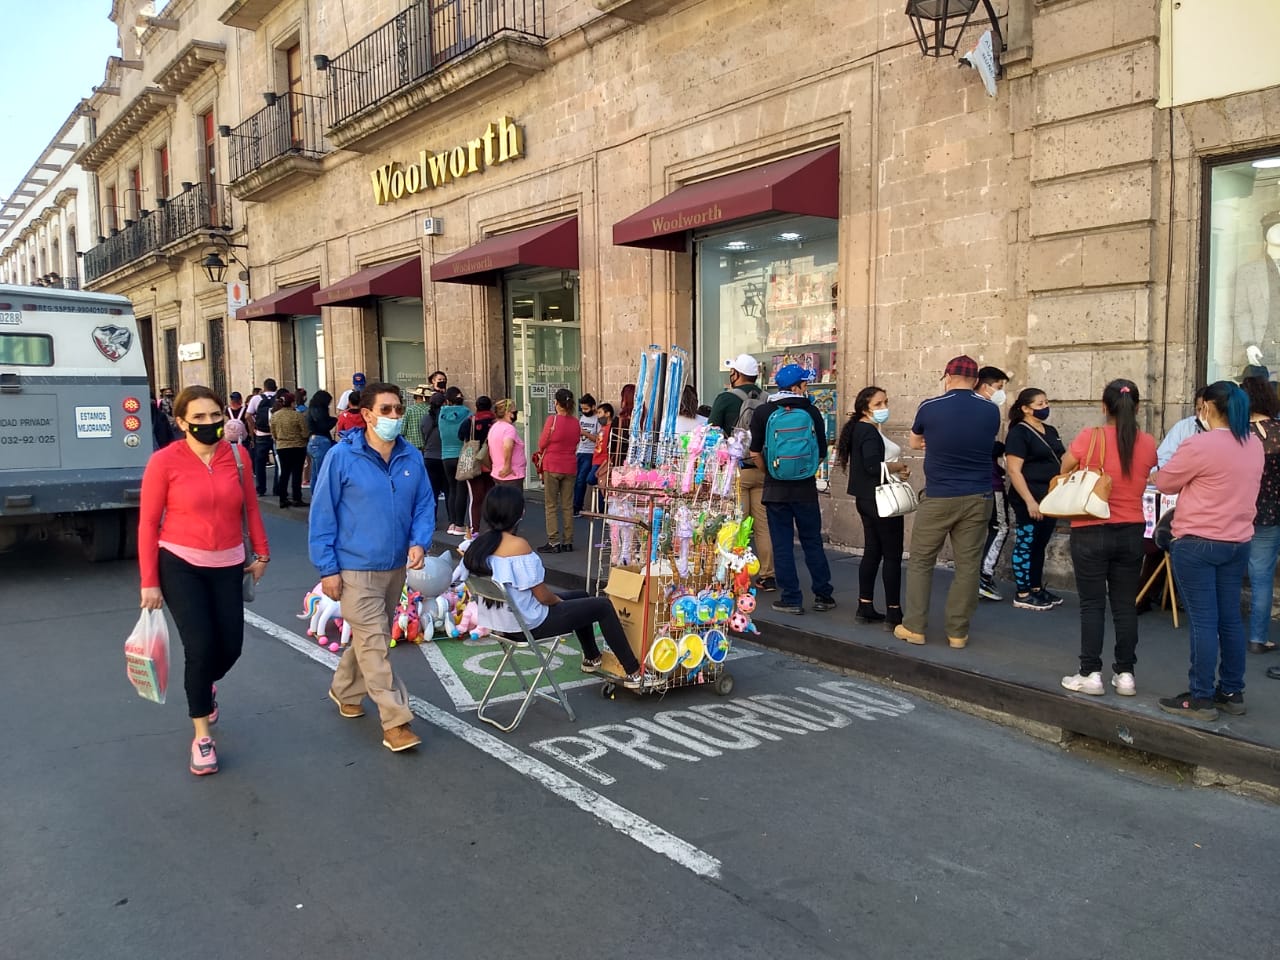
[535,388,581,553]
[139,386,269,776]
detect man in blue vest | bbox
[895,355,1000,649]
[748,363,834,615]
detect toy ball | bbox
[737,592,756,614]
[404,553,454,599]
[746,557,760,576]
[328,642,340,652]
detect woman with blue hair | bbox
[1155,380,1264,720]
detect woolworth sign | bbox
[369,117,525,206]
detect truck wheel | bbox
[82,511,122,563]
[118,509,139,560]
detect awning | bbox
[430,217,579,285]
[612,146,840,251]
[313,256,422,307]
[235,282,321,321]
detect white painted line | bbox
[417,641,479,711]
[243,609,723,881]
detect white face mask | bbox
[988,389,1007,407]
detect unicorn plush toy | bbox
[298,583,350,652]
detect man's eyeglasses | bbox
[375,403,405,416]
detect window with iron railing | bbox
[323,0,546,127]
[226,93,329,183]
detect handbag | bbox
[230,444,257,601]
[1041,427,1113,520]
[875,462,919,518]
[456,416,490,481]
[531,415,556,477]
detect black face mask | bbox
[188,421,224,446]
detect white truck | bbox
[0,285,150,560]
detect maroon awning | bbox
[313,256,422,307]
[612,146,840,251]
[430,217,579,285]
[235,282,321,321]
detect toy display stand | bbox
[583,438,761,700]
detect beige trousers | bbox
[331,568,413,730]
[543,471,575,545]
[738,466,774,578]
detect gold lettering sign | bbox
[370,117,525,206]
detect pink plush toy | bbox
[448,599,490,640]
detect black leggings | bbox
[276,447,305,503]
[856,500,904,606]
[425,457,448,521]
[531,589,641,675]
[158,549,245,718]
[443,457,468,527]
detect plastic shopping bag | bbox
[124,608,171,704]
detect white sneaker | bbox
[1111,672,1136,696]
[1061,671,1105,696]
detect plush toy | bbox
[390,586,425,647]
[730,609,760,635]
[298,583,350,652]
[447,599,490,640]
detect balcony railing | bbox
[325,0,546,127]
[227,93,329,183]
[83,182,232,284]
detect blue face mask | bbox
[871,408,890,424]
[1033,407,1051,421]
[373,416,403,441]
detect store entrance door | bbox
[505,269,581,488]
[293,315,326,393]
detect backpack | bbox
[254,394,273,434]
[731,387,766,439]
[764,402,820,481]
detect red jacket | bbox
[537,413,579,475]
[138,441,269,588]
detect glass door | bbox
[293,315,326,392]
[505,269,581,488]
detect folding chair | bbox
[467,576,578,732]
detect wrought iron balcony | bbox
[323,0,546,130]
[83,182,232,285]
[226,93,330,202]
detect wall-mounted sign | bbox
[370,117,525,206]
[227,281,249,314]
[178,342,205,362]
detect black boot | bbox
[885,606,903,627]
[856,601,885,624]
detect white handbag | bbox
[875,462,918,518]
[1040,427,1112,520]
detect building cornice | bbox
[154,39,227,95]
[78,88,179,171]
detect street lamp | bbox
[904,0,1004,66]
[200,234,249,284]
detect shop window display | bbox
[696,216,838,484]
[1204,153,1280,384]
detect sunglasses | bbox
[375,403,406,416]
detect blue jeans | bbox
[573,453,594,513]
[1169,536,1250,699]
[1247,523,1280,646]
[307,435,334,485]
[765,500,833,607]
[251,435,274,496]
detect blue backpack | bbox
[764,403,820,481]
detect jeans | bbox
[1247,523,1280,646]
[158,549,245,719]
[981,489,1010,578]
[532,589,641,675]
[1069,523,1144,676]
[276,447,305,503]
[903,493,991,638]
[856,499,903,606]
[1170,536,1250,699]
[573,453,594,513]
[307,435,334,482]
[765,500,833,607]
[251,435,274,496]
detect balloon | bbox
[404,553,454,599]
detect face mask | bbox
[372,416,402,442]
[988,389,1007,407]
[188,421,224,445]
[871,408,890,424]
[511,413,519,424]
[1196,416,1209,432]
[1032,407,1051,421]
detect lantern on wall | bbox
[904,0,1004,66]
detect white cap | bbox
[724,353,760,378]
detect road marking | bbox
[244,609,723,880]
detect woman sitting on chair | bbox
[459,485,646,687]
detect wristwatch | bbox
[253,554,271,563]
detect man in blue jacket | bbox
[309,382,435,752]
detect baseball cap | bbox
[724,353,760,378]
[229,391,242,401]
[943,355,979,379]
[775,363,815,389]
[352,371,367,387]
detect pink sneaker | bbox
[190,737,218,775]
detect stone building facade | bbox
[70,0,1280,553]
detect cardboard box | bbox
[604,565,663,668]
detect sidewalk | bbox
[262,491,1280,788]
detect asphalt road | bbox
[2,512,1277,960]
